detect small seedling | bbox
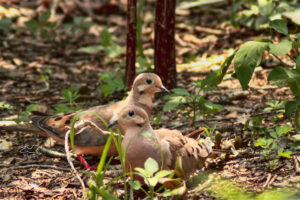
[15,104,38,124]
[163,86,223,126]
[55,85,81,113]
[98,73,125,97]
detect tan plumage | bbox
[0,73,168,159]
[109,106,212,182]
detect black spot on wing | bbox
[65,119,71,125]
[55,117,62,121]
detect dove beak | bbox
[157,86,170,93]
[108,120,118,129]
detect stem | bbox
[271,53,294,68]
[295,108,300,130]
[137,0,146,59]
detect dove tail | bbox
[0,124,48,137]
[203,137,212,154]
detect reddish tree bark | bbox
[125,0,137,89]
[154,0,177,89]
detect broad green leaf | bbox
[268,67,300,84]
[293,134,300,141]
[270,131,277,139]
[135,167,152,177]
[99,84,113,97]
[79,45,103,54]
[144,157,159,175]
[283,7,300,26]
[276,124,292,137]
[171,88,190,96]
[296,55,300,72]
[277,148,292,158]
[163,101,179,112]
[270,19,288,35]
[258,0,273,16]
[285,98,300,118]
[155,170,173,179]
[269,40,292,56]
[147,177,158,187]
[234,41,269,89]
[104,44,125,58]
[100,28,112,46]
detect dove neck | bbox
[126,90,152,117]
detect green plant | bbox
[79,28,125,60]
[0,102,13,110]
[135,158,176,198]
[98,73,125,97]
[55,85,81,113]
[264,99,286,121]
[255,123,293,159]
[215,16,300,129]
[63,16,95,36]
[230,0,300,30]
[163,86,223,126]
[24,10,56,40]
[15,104,38,124]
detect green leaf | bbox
[79,45,103,54]
[99,85,113,97]
[135,167,152,177]
[277,148,292,158]
[234,41,269,89]
[285,98,300,118]
[270,131,277,139]
[270,19,288,35]
[100,28,112,46]
[283,7,300,26]
[104,44,125,58]
[276,124,292,137]
[155,170,173,179]
[128,180,141,190]
[269,40,292,56]
[147,177,158,187]
[258,0,273,16]
[144,157,159,175]
[25,19,39,34]
[296,55,300,72]
[40,10,51,24]
[293,134,300,141]
[171,88,190,96]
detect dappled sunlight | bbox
[177,49,234,72]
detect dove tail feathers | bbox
[203,137,212,154]
[0,124,48,137]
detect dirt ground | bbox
[0,1,300,199]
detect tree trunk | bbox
[125,0,137,89]
[154,0,176,89]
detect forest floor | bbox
[0,1,300,199]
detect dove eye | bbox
[127,110,135,117]
[145,78,153,85]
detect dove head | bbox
[108,106,150,132]
[131,73,169,96]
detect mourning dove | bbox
[0,73,169,169]
[108,105,212,182]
